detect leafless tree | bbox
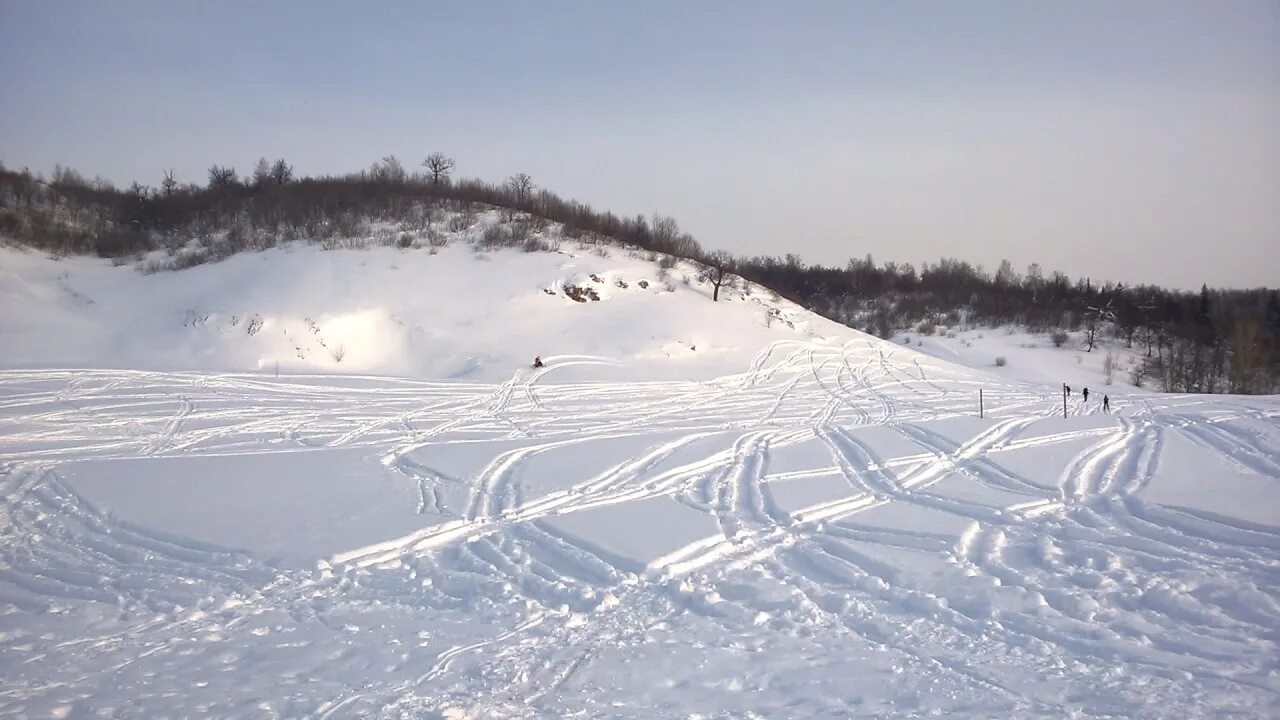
[994,258,1018,287]
[161,169,179,196]
[252,157,272,187]
[702,250,737,302]
[1025,262,1042,303]
[506,173,534,208]
[207,165,238,189]
[652,214,680,250]
[422,153,455,185]
[270,158,293,185]
[370,155,406,184]
[1084,300,1116,352]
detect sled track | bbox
[0,359,1277,718]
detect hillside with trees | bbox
[1,157,1276,394]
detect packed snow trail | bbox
[1,344,1278,718]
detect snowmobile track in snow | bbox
[1,349,1277,718]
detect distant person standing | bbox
[1103,395,1110,412]
[1065,384,1072,396]
[1082,387,1090,403]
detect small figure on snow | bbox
[1103,395,1110,412]
[1082,387,1090,402]
[1065,384,1072,396]
[533,356,544,368]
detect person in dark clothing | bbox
[533,356,544,368]
[1082,387,1090,402]
[1103,395,1110,412]
[1065,384,1072,396]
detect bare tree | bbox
[370,155,406,184]
[270,158,293,185]
[161,169,179,196]
[994,258,1018,287]
[701,250,737,302]
[207,165,238,189]
[1083,299,1116,352]
[506,173,534,208]
[1103,349,1117,385]
[1025,262,1043,303]
[252,157,272,187]
[651,214,680,250]
[422,152,455,185]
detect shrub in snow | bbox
[1051,330,1069,348]
[479,225,515,248]
[563,285,600,303]
[1130,363,1145,387]
[520,237,552,253]
[140,257,176,274]
[917,321,936,336]
[995,356,1007,367]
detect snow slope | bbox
[2,242,1279,718]
[898,325,1148,393]
[0,234,838,383]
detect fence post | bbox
[1063,383,1067,418]
[979,388,984,419]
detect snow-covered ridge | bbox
[0,220,844,382]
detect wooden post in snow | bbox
[979,388,984,419]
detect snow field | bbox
[1,241,1277,717]
[1,334,1277,717]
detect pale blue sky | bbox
[2,1,1277,288]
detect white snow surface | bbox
[0,235,836,383]
[897,325,1149,393]
[2,243,1279,718]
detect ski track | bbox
[0,349,1277,718]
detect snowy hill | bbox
[0,230,845,383]
[2,232,1279,718]
[897,325,1150,392]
